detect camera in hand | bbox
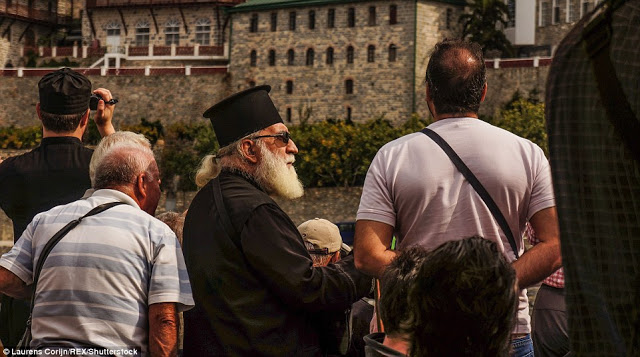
[89,94,119,110]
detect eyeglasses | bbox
[252,132,292,145]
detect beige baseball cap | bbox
[298,218,342,253]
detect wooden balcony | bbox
[85,0,243,9]
[0,3,72,26]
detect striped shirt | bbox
[0,189,194,354]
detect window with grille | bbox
[289,12,296,30]
[326,47,334,65]
[390,4,398,25]
[569,1,578,21]
[347,46,354,64]
[541,2,550,26]
[348,8,355,27]
[286,80,293,94]
[369,6,376,26]
[309,10,316,29]
[507,0,515,27]
[271,12,277,31]
[135,21,150,46]
[306,48,314,66]
[345,79,354,94]
[269,50,276,66]
[195,18,211,45]
[287,49,295,65]
[165,19,180,45]
[367,45,375,62]
[328,8,335,28]
[106,21,121,37]
[388,44,397,62]
[250,14,259,32]
[250,50,257,67]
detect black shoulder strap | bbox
[582,0,640,163]
[211,177,242,252]
[26,201,126,327]
[421,128,519,258]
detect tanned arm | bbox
[149,302,178,357]
[353,220,397,278]
[512,206,563,290]
[0,266,30,299]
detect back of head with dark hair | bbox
[379,247,429,338]
[407,236,517,357]
[425,39,486,115]
[39,110,86,133]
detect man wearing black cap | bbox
[182,85,372,356]
[0,67,116,347]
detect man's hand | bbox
[0,266,29,299]
[512,207,562,289]
[353,220,397,278]
[92,88,116,137]
[149,302,178,357]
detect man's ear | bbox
[36,103,42,121]
[480,83,488,102]
[134,173,148,203]
[241,139,259,164]
[79,109,90,128]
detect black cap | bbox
[203,85,283,147]
[38,68,91,115]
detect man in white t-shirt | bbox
[354,39,562,357]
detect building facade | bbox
[228,0,463,124]
[0,0,81,66]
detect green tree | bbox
[459,0,513,57]
[491,96,548,156]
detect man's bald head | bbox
[425,39,486,116]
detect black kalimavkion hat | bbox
[38,67,92,115]
[203,85,283,147]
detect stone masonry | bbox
[229,0,464,124]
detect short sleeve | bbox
[148,228,195,312]
[0,217,37,284]
[356,149,396,227]
[528,150,556,219]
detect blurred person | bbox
[157,211,186,245]
[0,67,116,347]
[182,86,372,356]
[364,247,429,356]
[0,142,193,355]
[354,39,561,356]
[407,236,518,356]
[299,218,343,266]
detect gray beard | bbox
[254,141,304,200]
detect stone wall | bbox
[0,72,231,127]
[482,65,549,118]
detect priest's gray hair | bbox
[195,131,257,187]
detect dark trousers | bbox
[532,284,570,357]
[0,295,30,348]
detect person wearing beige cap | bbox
[299,218,343,267]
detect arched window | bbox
[326,47,334,65]
[286,80,294,94]
[269,49,276,66]
[345,79,354,94]
[165,18,180,45]
[135,20,150,46]
[367,45,375,62]
[105,21,121,37]
[250,50,257,67]
[287,49,295,65]
[195,18,211,45]
[306,48,314,66]
[346,46,354,64]
[250,13,259,32]
[388,44,397,62]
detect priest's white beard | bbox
[254,141,304,199]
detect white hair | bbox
[90,131,151,187]
[93,141,156,190]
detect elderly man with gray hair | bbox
[0,141,194,356]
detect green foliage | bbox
[121,118,164,145]
[489,94,548,156]
[459,0,513,57]
[0,126,42,149]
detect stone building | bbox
[83,0,243,58]
[0,0,81,66]
[228,0,464,124]
[505,0,603,56]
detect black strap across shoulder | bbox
[211,177,243,252]
[25,201,126,330]
[421,128,519,258]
